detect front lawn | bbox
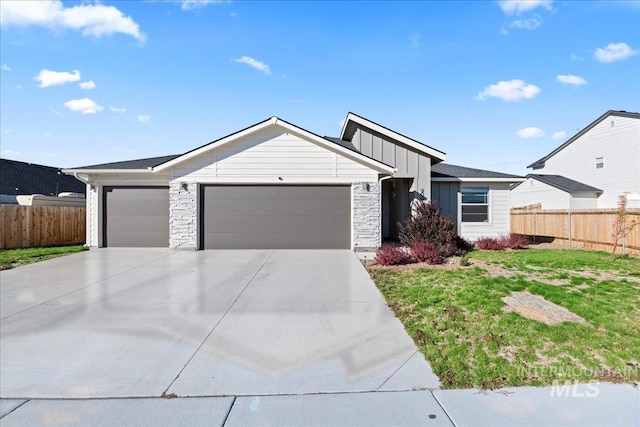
[0,245,88,270]
[369,249,640,389]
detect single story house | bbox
[63,113,523,250]
[511,110,640,209]
[0,158,86,204]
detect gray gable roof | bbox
[73,155,181,170]
[323,136,358,152]
[514,174,602,193]
[0,158,86,195]
[431,163,523,179]
[528,110,640,169]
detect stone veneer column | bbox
[352,182,381,250]
[169,181,198,250]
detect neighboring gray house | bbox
[64,113,521,250]
[511,110,640,209]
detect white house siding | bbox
[460,183,511,240]
[170,126,381,249]
[533,115,640,208]
[510,178,571,210]
[350,128,432,199]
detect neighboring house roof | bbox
[72,155,181,170]
[528,110,640,169]
[339,112,446,162]
[66,117,396,175]
[511,174,602,193]
[431,163,524,182]
[323,136,358,152]
[0,158,86,195]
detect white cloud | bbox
[475,79,541,101]
[552,131,567,140]
[234,56,271,75]
[1,64,10,71]
[79,80,96,90]
[557,74,588,86]
[109,106,126,113]
[180,0,227,11]
[13,84,22,90]
[516,127,545,138]
[137,114,151,123]
[507,16,541,30]
[498,0,553,15]
[593,42,638,63]
[338,118,346,128]
[35,69,81,88]
[0,0,145,41]
[2,149,22,156]
[570,53,584,61]
[64,98,103,114]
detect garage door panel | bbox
[107,199,169,216]
[107,231,170,248]
[105,216,170,233]
[105,187,169,248]
[202,185,351,249]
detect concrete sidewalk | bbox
[1,383,638,426]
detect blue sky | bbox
[1,0,639,174]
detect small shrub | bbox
[409,240,442,265]
[375,244,411,266]
[500,233,530,249]
[460,255,470,267]
[398,200,468,257]
[476,236,506,251]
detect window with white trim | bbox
[461,186,489,223]
[595,157,604,169]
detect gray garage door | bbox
[104,187,169,247]
[202,185,351,249]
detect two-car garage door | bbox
[103,185,351,249]
[201,185,351,249]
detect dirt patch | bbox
[365,256,464,271]
[502,291,588,325]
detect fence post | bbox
[568,211,572,247]
[532,211,537,243]
[622,213,626,255]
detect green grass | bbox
[0,245,88,270]
[369,249,640,389]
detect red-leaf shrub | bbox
[375,244,411,266]
[398,200,470,257]
[476,236,506,251]
[500,233,530,249]
[410,241,442,265]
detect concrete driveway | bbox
[0,249,439,399]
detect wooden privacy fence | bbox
[0,205,86,249]
[511,207,640,255]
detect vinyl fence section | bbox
[510,207,640,255]
[0,205,86,249]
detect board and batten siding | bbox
[431,182,460,225]
[533,115,640,208]
[460,183,511,240]
[350,128,432,199]
[173,129,378,183]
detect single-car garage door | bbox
[202,185,351,249]
[104,186,169,247]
